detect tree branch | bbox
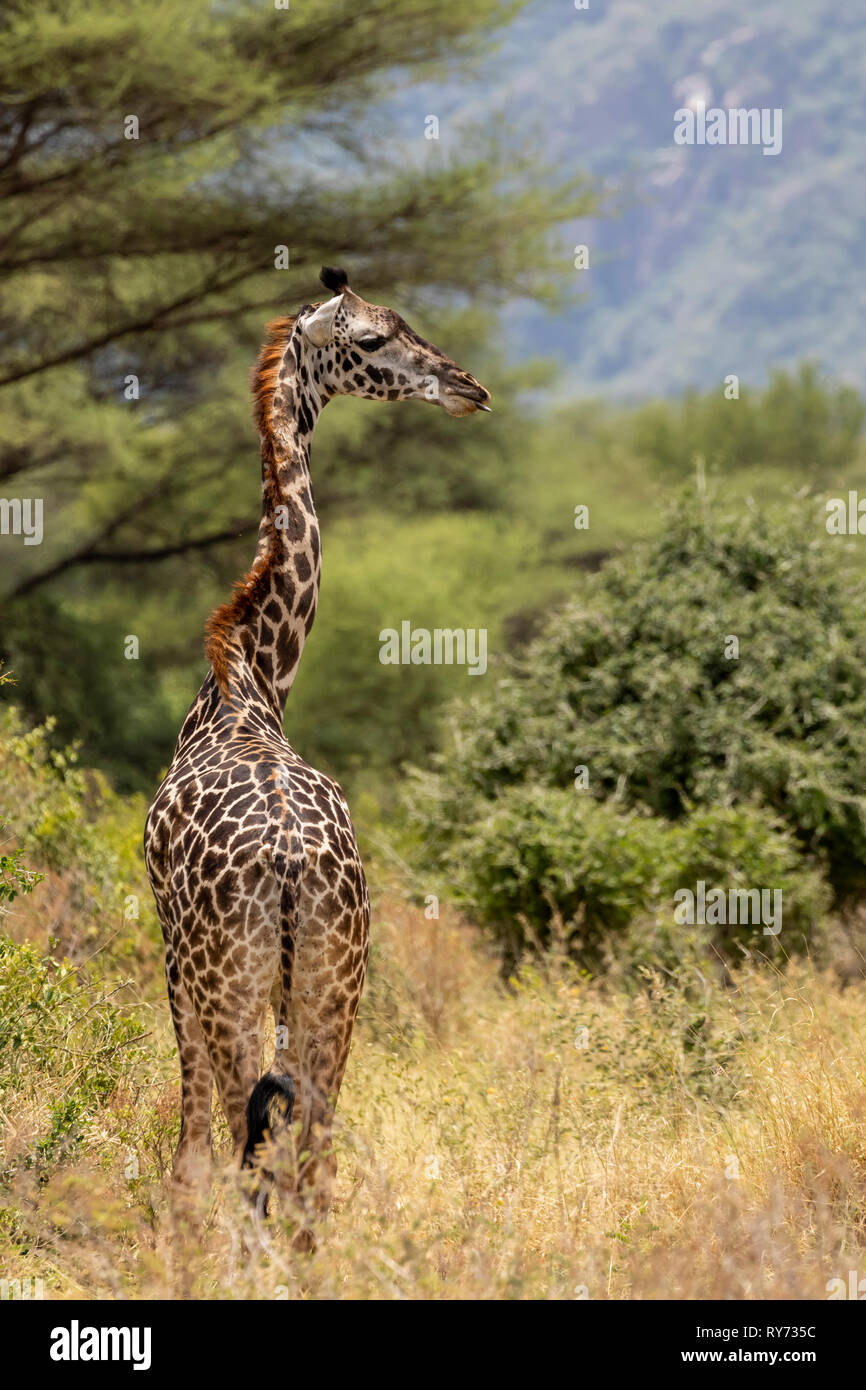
[6,518,257,601]
[0,262,256,387]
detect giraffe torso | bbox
[145,668,369,1011]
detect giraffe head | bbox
[296,266,491,417]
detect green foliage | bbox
[1,594,174,792]
[0,849,42,906]
[0,691,157,966]
[632,365,865,480]
[0,706,109,881]
[452,789,663,959]
[0,936,144,1173]
[409,492,856,962]
[0,671,43,906]
[286,510,554,785]
[0,671,156,1184]
[423,787,828,969]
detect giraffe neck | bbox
[203,320,326,725]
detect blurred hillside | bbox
[413,0,865,396]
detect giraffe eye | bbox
[357,335,387,352]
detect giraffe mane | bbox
[205,314,298,698]
[251,314,297,436]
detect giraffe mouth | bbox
[443,385,492,415]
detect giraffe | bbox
[144,266,490,1227]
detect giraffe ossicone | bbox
[144,268,490,1225]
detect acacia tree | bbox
[0,0,591,576]
[0,0,594,783]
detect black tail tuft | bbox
[242,1072,295,1171]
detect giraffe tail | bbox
[242,1072,295,1170]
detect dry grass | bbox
[3,884,866,1300]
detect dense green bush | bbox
[0,705,117,892]
[409,494,858,962]
[436,789,828,968]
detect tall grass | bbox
[2,882,865,1300]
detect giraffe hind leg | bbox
[241,853,301,1214]
[289,884,370,1229]
[165,949,215,1193]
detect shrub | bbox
[0,686,158,970]
[0,705,118,906]
[0,935,145,1174]
[438,788,828,967]
[409,493,853,963]
[0,670,43,908]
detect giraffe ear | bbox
[301,294,342,347]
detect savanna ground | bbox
[4,815,866,1300]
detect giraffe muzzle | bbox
[442,373,492,415]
